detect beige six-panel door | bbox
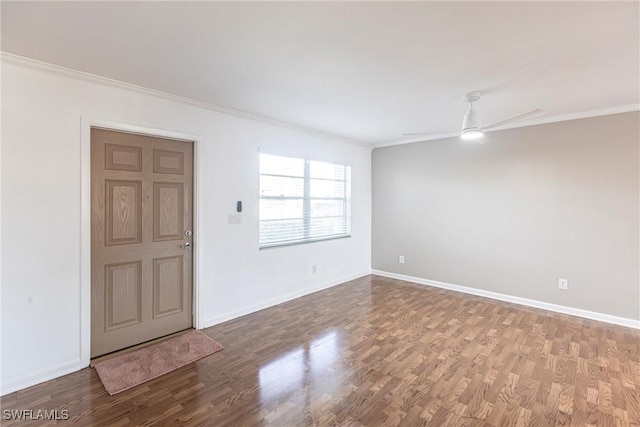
[91,128,193,357]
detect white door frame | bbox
[80,117,203,367]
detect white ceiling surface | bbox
[2,2,638,146]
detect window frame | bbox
[259,153,352,249]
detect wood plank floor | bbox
[2,275,639,426]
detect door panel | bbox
[153,255,184,318]
[105,180,142,246]
[153,182,184,241]
[153,149,184,175]
[91,128,193,358]
[105,144,143,172]
[105,261,142,330]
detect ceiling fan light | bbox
[460,108,484,141]
[461,129,484,141]
[461,109,480,131]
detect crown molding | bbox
[4,52,637,151]
[1,52,371,148]
[498,103,640,131]
[374,103,640,149]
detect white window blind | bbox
[259,153,351,248]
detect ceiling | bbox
[2,1,638,146]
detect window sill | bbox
[259,234,352,250]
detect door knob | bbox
[179,242,192,250]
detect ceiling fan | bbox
[404,91,545,143]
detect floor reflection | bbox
[258,330,342,408]
[258,347,305,401]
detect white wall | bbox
[0,57,372,394]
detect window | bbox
[259,153,351,248]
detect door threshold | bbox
[90,328,194,367]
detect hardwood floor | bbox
[2,275,639,426]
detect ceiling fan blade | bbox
[402,131,450,136]
[481,108,545,131]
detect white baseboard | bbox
[202,271,371,328]
[1,358,84,396]
[371,270,640,330]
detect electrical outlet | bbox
[558,278,568,290]
[399,255,405,264]
[311,265,317,275]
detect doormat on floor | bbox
[93,330,223,395]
